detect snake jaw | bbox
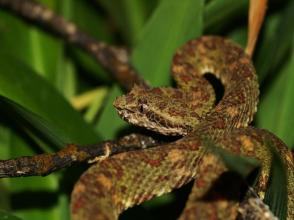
[115,106,189,136]
[114,94,193,136]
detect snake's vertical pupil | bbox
[139,105,145,113]
[137,98,148,114]
[138,102,148,114]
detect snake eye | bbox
[139,103,148,114]
[137,98,148,113]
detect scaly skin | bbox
[70,36,294,219]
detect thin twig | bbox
[0,0,149,91]
[0,134,159,178]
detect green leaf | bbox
[0,3,74,220]
[202,137,288,220]
[255,0,294,82]
[0,96,65,148]
[131,0,204,86]
[99,0,151,45]
[228,27,247,48]
[71,1,111,42]
[0,210,21,220]
[142,194,175,210]
[94,86,129,139]
[257,35,294,147]
[0,4,58,82]
[204,0,248,32]
[84,87,108,123]
[0,0,78,101]
[0,54,99,147]
[264,141,288,220]
[68,0,112,82]
[203,138,260,178]
[2,131,69,220]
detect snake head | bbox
[113,85,202,136]
[113,85,151,126]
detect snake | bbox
[70,36,294,219]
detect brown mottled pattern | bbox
[70,36,294,220]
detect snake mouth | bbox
[116,108,152,127]
[115,108,189,136]
[116,109,136,122]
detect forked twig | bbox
[0,134,158,178]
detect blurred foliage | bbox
[0,0,293,219]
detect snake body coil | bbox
[71,36,294,220]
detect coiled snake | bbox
[70,36,294,219]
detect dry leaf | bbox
[246,0,268,57]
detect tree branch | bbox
[0,0,149,91]
[0,134,159,178]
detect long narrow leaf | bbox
[204,0,248,32]
[203,138,260,178]
[257,34,294,147]
[131,0,204,86]
[0,54,99,147]
[255,0,294,82]
[264,141,288,220]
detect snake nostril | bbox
[203,73,224,105]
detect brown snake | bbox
[70,36,294,219]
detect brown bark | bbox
[0,134,158,178]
